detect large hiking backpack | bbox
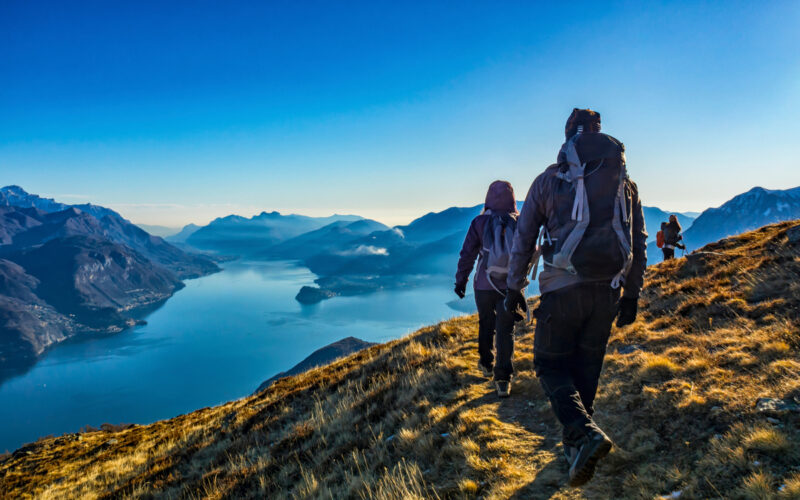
[533,130,634,289]
[656,229,665,248]
[480,211,518,293]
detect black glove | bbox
[504,289,527,322]
[677,243,686,250]
[616,296,638,327]
[454,282,466,299]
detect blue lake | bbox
[0,261,475,452]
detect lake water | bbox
[0,261,474,452]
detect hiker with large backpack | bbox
[454,180,518,398]
[504,109,647,486]
[657,214,686,260]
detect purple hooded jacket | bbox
[455,181,518,291]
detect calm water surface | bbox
[0,261,472,452]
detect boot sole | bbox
[494,382,510,398]
[568,439,612,487]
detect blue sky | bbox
[2,1,799,227]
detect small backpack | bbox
[481,211,517,293]
[656,230,665,248]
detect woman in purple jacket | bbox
[454,180,517,397]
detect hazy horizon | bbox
[3,1,799,227]
[8,183,771,231]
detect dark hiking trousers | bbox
[475,289,515,381]
[662,247,675,261]
[533,282,620,447]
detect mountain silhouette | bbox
[0,186,217,279]
[186,211,363,255]
[682,186,800,251]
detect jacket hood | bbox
[484,180,517,214]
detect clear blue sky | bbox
[2,1,799,227]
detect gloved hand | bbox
[616,296,638,327]
[454,282,466,299]
[504,289,527,322]
[677,243,686,250]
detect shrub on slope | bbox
[1,221,799,499]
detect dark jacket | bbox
[456,181,517,291]
[506,132,647,299]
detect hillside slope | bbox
[2,221,800,499]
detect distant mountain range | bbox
[184,211,363,255]
[683,186,800,251]
[0,186,219,379]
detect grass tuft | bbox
[740,471,774,500]
[638,354,680,381]
[743,427,791,456]
[778,473,800,499]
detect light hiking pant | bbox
[475,289,515,381]
[532,282,620,447]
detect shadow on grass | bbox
[507,458,568,500]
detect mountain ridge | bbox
[0,186,218,279]
[682,185,800,251]
[185,211,364,255]
[0,187,219,380]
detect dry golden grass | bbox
[1,221,799,499]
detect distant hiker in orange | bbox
[454,181,518,398]
[504,109,647,486]
[657,214,686,260]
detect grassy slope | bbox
[2,221,800,500]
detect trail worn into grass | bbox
[2,221,800,499]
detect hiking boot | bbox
[568,430,613,487]
[563,445,579,467]
[494,380,511,398]
[478,361,493,378]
